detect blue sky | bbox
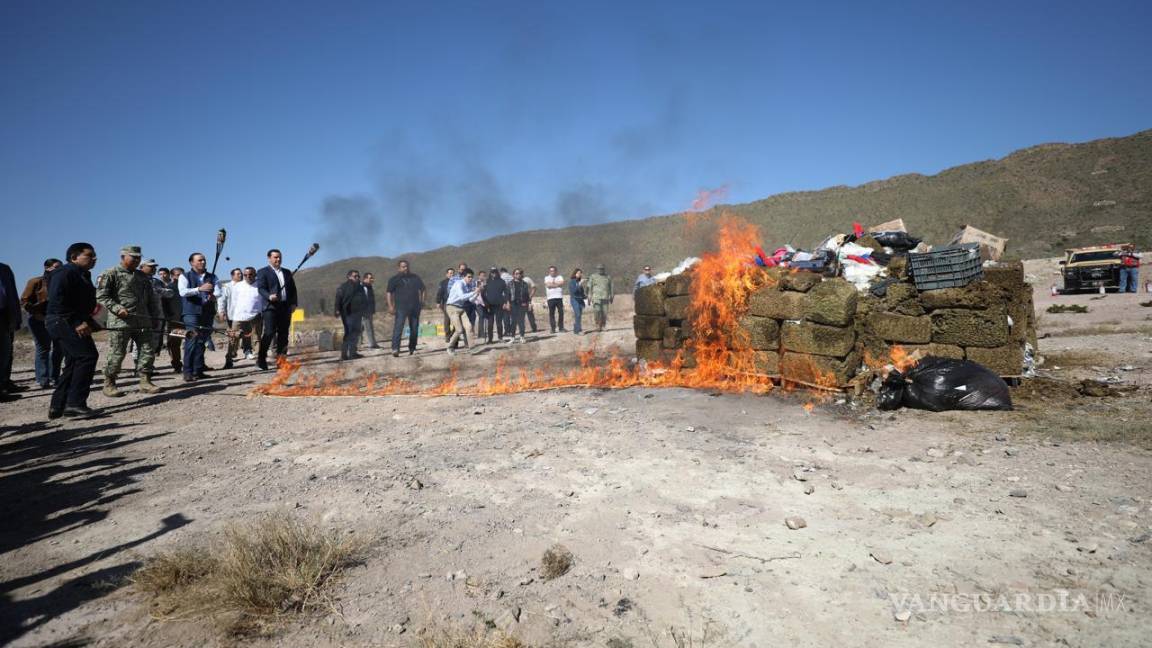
[2,0,1150,281]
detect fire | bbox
[255,349,709,398]
[252,215,794,399]
[888,345,919,373]
[863,344,922,379]
[682,215,773,391]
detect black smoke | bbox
[317,195,383,258]
[314,96,688,256]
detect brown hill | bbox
[296,129,1152,314]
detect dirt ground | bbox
[2,279,1151,648]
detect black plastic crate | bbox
[908,243,983,290]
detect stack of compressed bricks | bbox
[855,260,1037,378]
[633,261,1038,388]
[743,269,861,386]
[634,273,696,368]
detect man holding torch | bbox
[178,252,218,381]
[255,248,298,370]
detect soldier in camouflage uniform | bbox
[96,245,163,395]
[585,264,614,332]
[133,258,173,371]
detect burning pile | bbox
[253,215,779,398]
[638,237,1039,392]
[637,263,856,390]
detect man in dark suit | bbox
[255,248,298,371]
[0,260,23,402]
[335,270,368,361]
[46,243,102,418]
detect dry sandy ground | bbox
[2,285,1151,648]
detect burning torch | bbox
[210,228,227,276]
[293,243,320,273]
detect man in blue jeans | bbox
[568,268,586,335]
[1120,244,1142,293]
[386,259,425,357]
[20,259,64,389]
[178,252,218,381]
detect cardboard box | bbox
[949,225,1007,261]
[868,218,907,233]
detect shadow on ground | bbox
[0,416,191,644]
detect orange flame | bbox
[863,343,922,380]
[888,345,920,373]
[681,214,772,391]
[252,215,799,399]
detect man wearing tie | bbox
[255,249,298,371]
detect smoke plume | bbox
[314,94,691,256]
[318,195,383,258]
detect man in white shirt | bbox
[216,268,242,328]
[177,252,218,381]
[543,265,566,333]
[224,267,264,368]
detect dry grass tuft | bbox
[132,546,215,594]
[415,626,530,648]
[540,544,574,580]
[133,513,365,630]
[1046,303,1089,314]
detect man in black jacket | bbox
[481,266,509,344]
[361,272,379,349]
[0,260,22,402]
[335,270,367,361]
[435,267,455,342]
[255,248,298,370]
[156,267,185,373]
[46,242,102,418]
[507,268,533,343]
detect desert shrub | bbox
[540,544,574,580]
[1046,304,1089,313]
[133,513,364,631]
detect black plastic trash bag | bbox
[871,231,922,251]
[878,357,1013,412]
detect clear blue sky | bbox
[2,0,1150,281]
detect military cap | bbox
[596,263,606,271]
[120,245,142,258]
[140,258,158,267]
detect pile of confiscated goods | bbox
[634,219,1029,411]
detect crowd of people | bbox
[0,243,299,418]
[0,241,664,418]
[333,261,638,357]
